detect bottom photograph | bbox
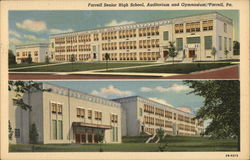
[8,80,240,152]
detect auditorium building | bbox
[9,83,204,144]
[49,12,233,63]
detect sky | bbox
[9,10,239,51]
[43,80,205,115]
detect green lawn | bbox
[9,62,48,68]
[9,136,238,152]
[9,62,153,72]
[106,63,234,74]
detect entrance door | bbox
[163,51,169,58]
[88,134,93,143]
[75,134,81,143]
[189,50,195,58]
[81,133,86,143]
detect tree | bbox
[96,133,104,152]
[70,54,76,71]
[8,120,14,141]
[224,50,229,60]
[211,47,217,61]
[184,80,240,150]
[27,54,32,64]
[167,42,178,64]
[29,123,39,151]
[233,41,240,55]
[8,49,16,65]
[45,55,50,72]
[156,128,167,152]
[104,53,110,71]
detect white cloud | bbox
[148,97,173,107]
[9,37,22,45]
[9,30,21,38]
[16,19,73,34]
[91,85,133,99]
[140,84,191,93]
[23,34,47,42]
[140,87,152,92]
[49,28,74,34]
[105,20,135,27]
[177,106,193,113]
[16,19,47,32]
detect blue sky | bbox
[9,10,239,51]
[43,80,205,114]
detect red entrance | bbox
[189,50,195,58]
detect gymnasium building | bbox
[9,83,204,144]
[49,12,233,63]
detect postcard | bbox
[0,0,249,160]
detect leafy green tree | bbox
[211,47,217,61]
[184,80,240,150]
[167,42,178,64]
[224,50,229,60]
[8,120,14,141]
[104,53,110,71]
[96,133,104,152]
[27,54,32,64]
[233,41,240,55]
[70,54,75,71]
[29,123,39,151]
[8,49,16,65]
[156,128,167,151]
[45,55,50,72]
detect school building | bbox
[49,12,234,63]
[9,83,204,144]
[15,43,49,64]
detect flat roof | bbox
[50,12,232,37]
[112,96,195,116]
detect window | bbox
[51,42,54,48]
[219,36,222,50]
[57,104,62,114]
[186,37,200,44]
[224,37,227,50]
[163,31,169,41]
[52,120,57,140]
[95,111,102,121]
[15,128,20,138]
[204,36,212,50]
[111,114,118,123]
[176,38,183,51]
[77,108,85,118]
[203,20,213,31]
[112,127,115,142]
[224,23,227,33]
[51,103,57,114]
[88,110,92,119]
[16,52,19,57]
[139,108,142,117]
[58,120,63,140]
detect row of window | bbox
[138,27,160,37]
[111,114,118,123]
[175,20,213,34]
[139,39,160,49]
[176,36,213,51]
[16,51,39,57]
[219,36,232,51]
[178,124,196,132]
[79,45,91,51]
[52,120,63,140]
[51,103,63,114]
[102,42,118,51]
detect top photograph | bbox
[8,10,239,80]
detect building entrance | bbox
[189,50,195,58]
